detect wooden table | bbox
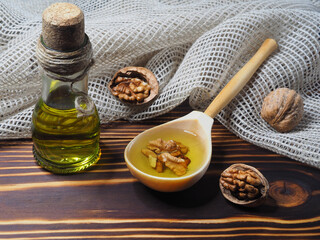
[0,101,319,239]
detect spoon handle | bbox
[204,38,278,118]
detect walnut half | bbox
[219,164,269,207]
[108,66,159,106]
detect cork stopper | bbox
[42,2,85,51]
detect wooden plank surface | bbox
[0,101,319,239]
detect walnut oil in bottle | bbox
[32,3,100,173]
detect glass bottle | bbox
[32,3,100,174]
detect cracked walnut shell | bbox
[219,164,269,207]
[261,88,303,132]
[108,66,159,106]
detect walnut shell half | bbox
[108,66,159,106]
[219,164,269,207]
[261,88,303,133]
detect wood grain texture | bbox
[0,101,319,239]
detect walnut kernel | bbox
[108,66,159,105]
[219,164,269,207]
[261,88,303,132]
[141,138,190,176]
[221,168,261,200]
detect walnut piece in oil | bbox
[141,138,190,176]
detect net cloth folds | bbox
[0,0,319,168]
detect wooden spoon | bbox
[124,39,278,192]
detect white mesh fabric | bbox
[0,0,319,168]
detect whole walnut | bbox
[261,88,303,133]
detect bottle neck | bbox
[41,68,89,109]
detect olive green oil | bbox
[32,86,100,174]
[128,127,207,178]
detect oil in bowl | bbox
[124,114,213,192]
